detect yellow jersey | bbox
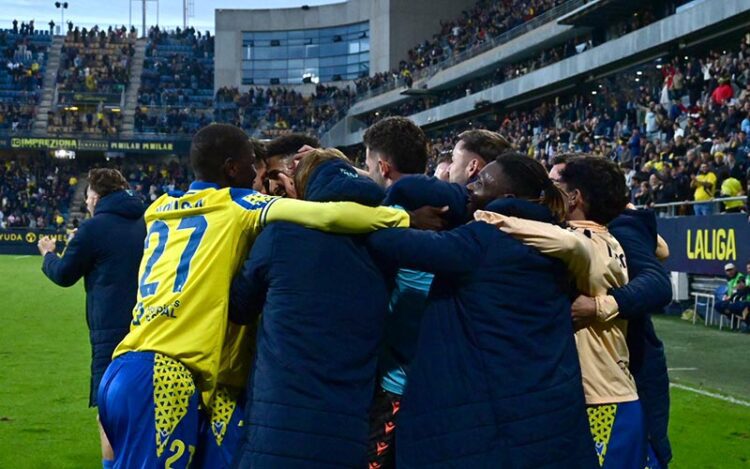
[721,177,744,210]
[694,172,717,201]
[114,181,409,403]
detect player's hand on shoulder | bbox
[408,206,449,231]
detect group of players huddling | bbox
[39,117,674,469]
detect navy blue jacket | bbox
[42,190,145,406]
[367,199,597,468]
[229,160,390,468]
[377,175,471,395]
[609,209,672,466]
[384,174,470,227]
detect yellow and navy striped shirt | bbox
[114,181,409,404]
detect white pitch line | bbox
[668,367,698,371]
[13,255,30,260]
[670,383,750,407]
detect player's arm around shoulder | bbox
[474,211,588,264]
[366,222,485,275]
[225,188,279,233]
[261,197,410,234]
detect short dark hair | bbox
[265,133,320,161]
[551,153,573,166]
[495,151,567,223]
[190,124,253,181]
[560,155,628,225]
[249,138,267,162]
[88,168,129,198]
[436,154,452,166]
[363,116,428,174]
[458,129,511,164]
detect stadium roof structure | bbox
[559,0,656,27]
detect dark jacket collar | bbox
[384,175,469,228]
[305,159,384,207]
[610,208,657,237]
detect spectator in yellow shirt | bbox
[720,177,744,213]
[85,74,96,91]
[691,163,717,215]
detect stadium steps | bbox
[32,35,65,135]
[67,173,89,226]
[120,38,148,138]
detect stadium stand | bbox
[213,84,356,139]
[102,156,193,202]
[0,154,77,229]
[134,26,214,135]
[56,26,135,94]
[47,105,124,136]
[0,25,51,133]
[125,0,605,139]
[0,153,194,230]
[2,0,749,221]
[412,32,750,213]
[354,4,671,128]
[48,25,136,136]
[353,0,571,97]
[357,34,595,127]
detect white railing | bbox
[636,196,747,217]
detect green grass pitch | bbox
[1,255,749,468]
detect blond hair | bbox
[293,148,351,200]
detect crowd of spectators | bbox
[138,26,214,106]
[358,2,668,127]
[135,27,214,135]
[413,33,750,215]
[134,105,211,135]
[354,0,569,96]
[213,84,356,138]
[47,105,123,136]
[360,35,594,127]
[0,22,51,133]
[90,156,193,204]
[0,154,77,230]
[137,83,357,137]
[5,9,750,220]
[0,103,36,132]
[46,26,136,136]
[0,153,195,231]
[57,26,135,94]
